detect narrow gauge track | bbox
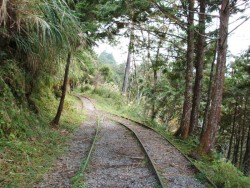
[77,97,165,187]
[116,120,166,188]
[81,96,215,188]
[108,114,214,188]
[105,112,217,188]
[78,96,160,187]
[71,113,101,187]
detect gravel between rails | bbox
[109,115,208,188]
[83,116,159,188]
[37,97,97,188]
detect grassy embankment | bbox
[0,91,85,187]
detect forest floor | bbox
[37,97,208,188]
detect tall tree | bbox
[201,41,217,138]
[122,23,134,95]
[51,52,72,127]
[175,0,195,139]
[151,37,163,119]
[199,0,230,155]
[243,121,250,176]
[227,100,238,160]
[189,0,206,135]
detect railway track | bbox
[116,120,166,187]
[105,112,217,188]
[77,96,215,188]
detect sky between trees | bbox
[95,7,250,64]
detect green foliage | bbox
[0,62,28,138]
[0,58,85,186]
[75,0,124,40]
[93,83,122,103]
[195,159,250,188]
[0,93,85,186]
[219,49,250,169]
[69,49,98,88]
[79,81,143,119]
[80,84,93,93]
[0,61,26,101]
[99,65,112,82]
[1,0,81,62]
[103,63,125,87]
[75,0,154,40]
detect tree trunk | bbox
[240,96,248,169]
[151,39,162,119]
[243,124,250,176]
[239,116,245,168]
[51,52,71,127]
[175,0,194,139]
[232,122,240,166]
[122,25,134,95]
[201,41,217,139]
[199,0,230,155]
[189,0,206,135]
[227,101,237,160]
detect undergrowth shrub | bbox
[92,82,124,108]
[94,83,120,98]
[195,159,250,188]
[80,84,93,93]
[0,62,28,138]
[80,82,144,120]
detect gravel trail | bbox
[37,97,97,188]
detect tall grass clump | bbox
[79,82,144,120]
[195,159,250,188]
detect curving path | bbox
[38,96,209,188]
